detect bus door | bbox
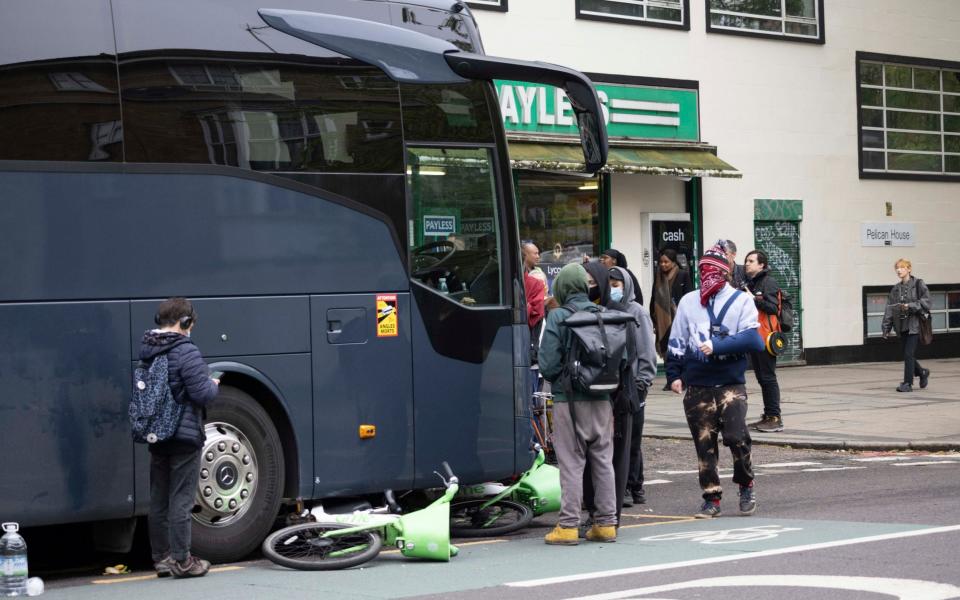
[406,146,515,485]
[310,293,414,496]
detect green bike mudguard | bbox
[519,463,561,516]
[396,502,454,561]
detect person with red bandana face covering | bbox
[665,242,764,519]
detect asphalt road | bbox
[36,441,960,599]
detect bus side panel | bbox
[410,300,514,486]
[0,301,134,526]
[0,171,408,301]
[311,293,414,496]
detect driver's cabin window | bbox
[407,147,502,305]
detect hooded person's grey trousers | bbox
[552,399,616,528]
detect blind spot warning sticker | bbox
[376,294,398,337]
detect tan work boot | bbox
[544,525,580,545]
[585,524,617,543]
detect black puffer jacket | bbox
[139,330,219,453]
[745,266,781,317]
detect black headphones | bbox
[154,312,195,330]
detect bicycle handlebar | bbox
[441,461,458,485]
[384,489,402,514]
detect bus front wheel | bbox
[190,386,285,563]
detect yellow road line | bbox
[91,565,244,585]
[620,513,696,520]
[620,518,696,529]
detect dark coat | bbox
[139,330,219,453]
[882,276,931,336]
[745,266,781,317]
[668,269,693,306]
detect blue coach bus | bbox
[0,0,606,561]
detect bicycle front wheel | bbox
[261,522,383,570]
[450,499,533,537]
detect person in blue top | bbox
[666,242,764,519]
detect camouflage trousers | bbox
[682,384,754,501]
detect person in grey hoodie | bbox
[583,262,657,524]
[538,264,618,545]
[140,297,219,578]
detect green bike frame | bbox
[323,478,460,561]
[474,448,561,517]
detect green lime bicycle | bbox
[449,445,560,537]
[262,463,459,570]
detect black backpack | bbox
[778,289,796,333]
[559,303,635,397]
[129,354,184,444]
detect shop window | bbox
[407,147,503,306]
[857,53,960,181]
[706,0,824,43]
[576,0,688,29]
[466,0,507,12]
[865,286,960,338]
[516,173,601,295]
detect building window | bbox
[706,0,824,43]
[467,0,507,12]
[865,287,960,338]
[576,0,689,30]
[858,53,960,180]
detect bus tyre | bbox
[190,386,285,563]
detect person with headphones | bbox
[139,297,220,578]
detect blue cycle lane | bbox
[43,516,960,600]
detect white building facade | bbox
[470,0,960,363]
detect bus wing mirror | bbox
[443,52,608,174]
[258,9,469,84]
[259,9,607,173]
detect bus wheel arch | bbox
[190,383,287,563]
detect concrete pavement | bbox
[644,358,960,450]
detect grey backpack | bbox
[560,303,635,397]
[129,354,184,444]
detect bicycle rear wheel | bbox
[450,499,533,537]
[261,522,382,570]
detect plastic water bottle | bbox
[0,523,27,596]
[438,277,449,294]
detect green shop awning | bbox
[507,142,742,178]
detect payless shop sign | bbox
[495,80,699,141]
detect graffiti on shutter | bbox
[755,220,802,364]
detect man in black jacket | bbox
[141,297,219,578]
[743,251,784,433]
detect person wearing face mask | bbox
[599,248,644,306]
[583,260,610,306]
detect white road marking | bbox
[802,466,868,472]
[643,479,672,485]
[852,456,913,462]
[505,524,960,588]
[893,461,959,466]
[568,575,960,600]
[757,461,822,468]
